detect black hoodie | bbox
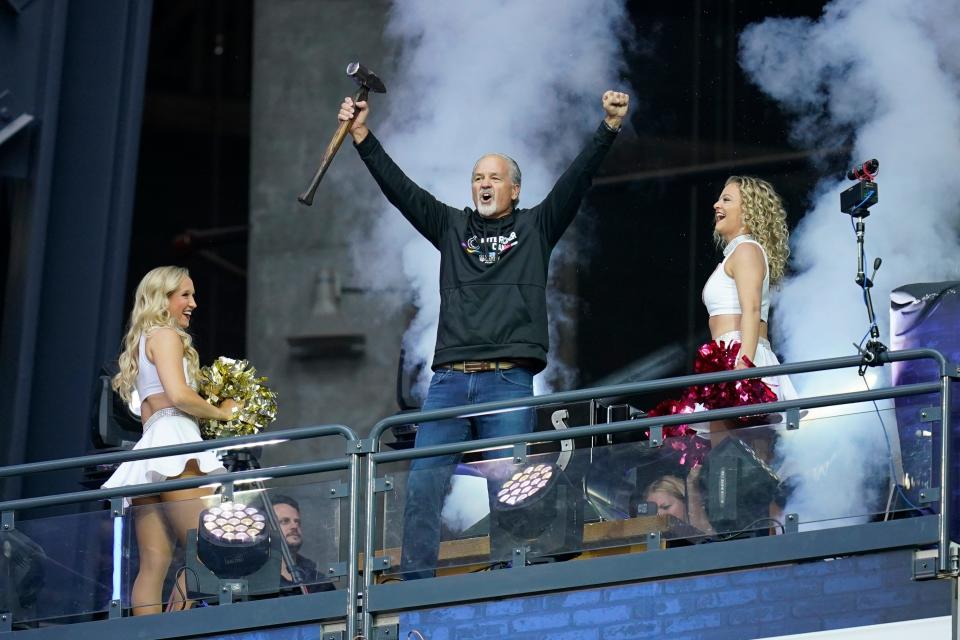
[356,123,618,373]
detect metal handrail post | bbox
[941,373,954,574]
[361,440,379,639]
[346,446,363,640]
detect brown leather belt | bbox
[442,360,517,373]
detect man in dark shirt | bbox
[271,495,334,593]
[340,90,629,578]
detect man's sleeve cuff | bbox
[355,132,378,157]
[602,120,622,134]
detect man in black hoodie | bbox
[340,90,629,578]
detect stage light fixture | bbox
[702,437,780,535]
[196,501,270,579]
[489,462,583,562]
[496,463,556,509]
[91,373,142,450]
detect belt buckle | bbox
[462,361,485,373]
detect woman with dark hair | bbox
[103,266,237,615]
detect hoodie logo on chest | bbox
[461,231,518,265]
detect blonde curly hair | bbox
[717,176,791,283]
[112,266,200,404]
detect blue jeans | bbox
[399,366,534,579]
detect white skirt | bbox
[102,407,226,491]
[715,330,798,401]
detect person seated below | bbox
[271,495,335,594]
[641,470,714,536]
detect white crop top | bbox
[135,331,193,402]
[701,235,771,322]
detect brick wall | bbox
[399,549,949,640]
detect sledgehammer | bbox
[297,61,387,206]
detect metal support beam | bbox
[0,112,32,147]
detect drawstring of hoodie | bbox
[477,213,505,265]
[481,217,487,264]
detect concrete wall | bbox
[249,0,405,468]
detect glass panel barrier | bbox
[773,402,931,530]
[4,509,113,626]
[247,483,345,596]
[123,490,214,615]
[644,404,924,545]
[374,399,932,579]
[121,478,344,613]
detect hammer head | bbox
[346,61,387,93]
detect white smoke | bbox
[740,0,960,527]
[440,474,489,534]
[349,0,633,397]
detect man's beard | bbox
[477,200,497,217]
[285,536,301,554]
[478,199,515,218]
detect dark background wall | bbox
[0,0,152,504]
[127,0,252,363]
[579,0,831,383]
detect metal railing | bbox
[0,348,954,640]
[360,348,954,636]
[0,423,363,639]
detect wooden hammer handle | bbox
[298,86,370,206]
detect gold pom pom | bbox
[198,356,278,439]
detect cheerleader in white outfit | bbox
[103,266,236,615]
[700,176,798,434]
